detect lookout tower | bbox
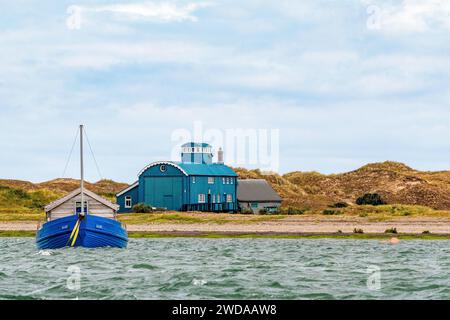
[181,142,213,164]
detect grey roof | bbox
[45,188,119,213]
[237,179,282,202]
[116,181,139,197]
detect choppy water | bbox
[0,238,449,300]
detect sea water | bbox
[0,238,449,299]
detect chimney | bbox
[217,147,224,164]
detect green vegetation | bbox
[118,212,286,225]
[132,203,153,213]
[330,202,349,208]
[0,185,58,221]
[0,179,126,222]
[322,209,342,215]
[0,230,36,237]
[385,227,398,234]
[356,193,387,206]
[126,232,450,240]
[240,208,254,214]
[279,207,307,215]
[1,230,449,240]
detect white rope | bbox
[61,129,79,178]
[84,128,104,181]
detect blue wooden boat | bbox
[37,214,128,249]
[36,125,128,249]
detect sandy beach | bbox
[2,216,450,235]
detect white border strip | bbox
[137,161,188,178]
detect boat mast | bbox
[80,124,85,217]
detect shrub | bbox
[353,228,364,234]
[337,230,343,233]
[330,202,348,208]
[356,193,386,206]
[422,230,431,234]
[279,207,306,215]
[132,203,153,213]
[287,207,306,215]
[240,207,254,214]
[8,188,30,200]
[259,209,268,214]
[322,209,341,215]
[359,212,368,217]
[385,227,398,234]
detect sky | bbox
[1,0,450,183]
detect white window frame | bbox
[222,177,225,184]
[125,196,132,209]
[208,177,214,184]
[192,177,196,184]
[227,194,232,203]
[212,194,216,203]
[230,178,234,184]
[217,194,220,203]
[198,194,206,203]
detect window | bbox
[192,177,196,184]
[217,194,220,203]
[212,195,216,203]
[125,196,132,209]
[208,177,214,184]
[222,177,225,184]
[227,194,233,203]
[230,178,234,184]
[75,201,88,214]
[198,194,206,203]
[251,202,259,209]
[226,178,230,184]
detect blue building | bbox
[116,142,238,213]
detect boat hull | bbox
[36,215,128,249]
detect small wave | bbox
[192,279,208,286]
[37,250,52,256]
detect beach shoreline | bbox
[1,215,449,239]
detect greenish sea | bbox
[0,238,449,300]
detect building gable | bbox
[139,161,188,177]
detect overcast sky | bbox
[1,0,450,183]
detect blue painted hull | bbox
[36,215,128,249]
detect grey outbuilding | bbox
[237,179,282,213]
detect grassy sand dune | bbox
[2,162,450,239]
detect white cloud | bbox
[364,0,450,33]
[76,1,211,23]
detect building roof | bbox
[175,162,237,177]
[138,161,237,177]
[45,188,119,213]
[181,142,211,148]
[116,181,139,197]
[237,179,282,202]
